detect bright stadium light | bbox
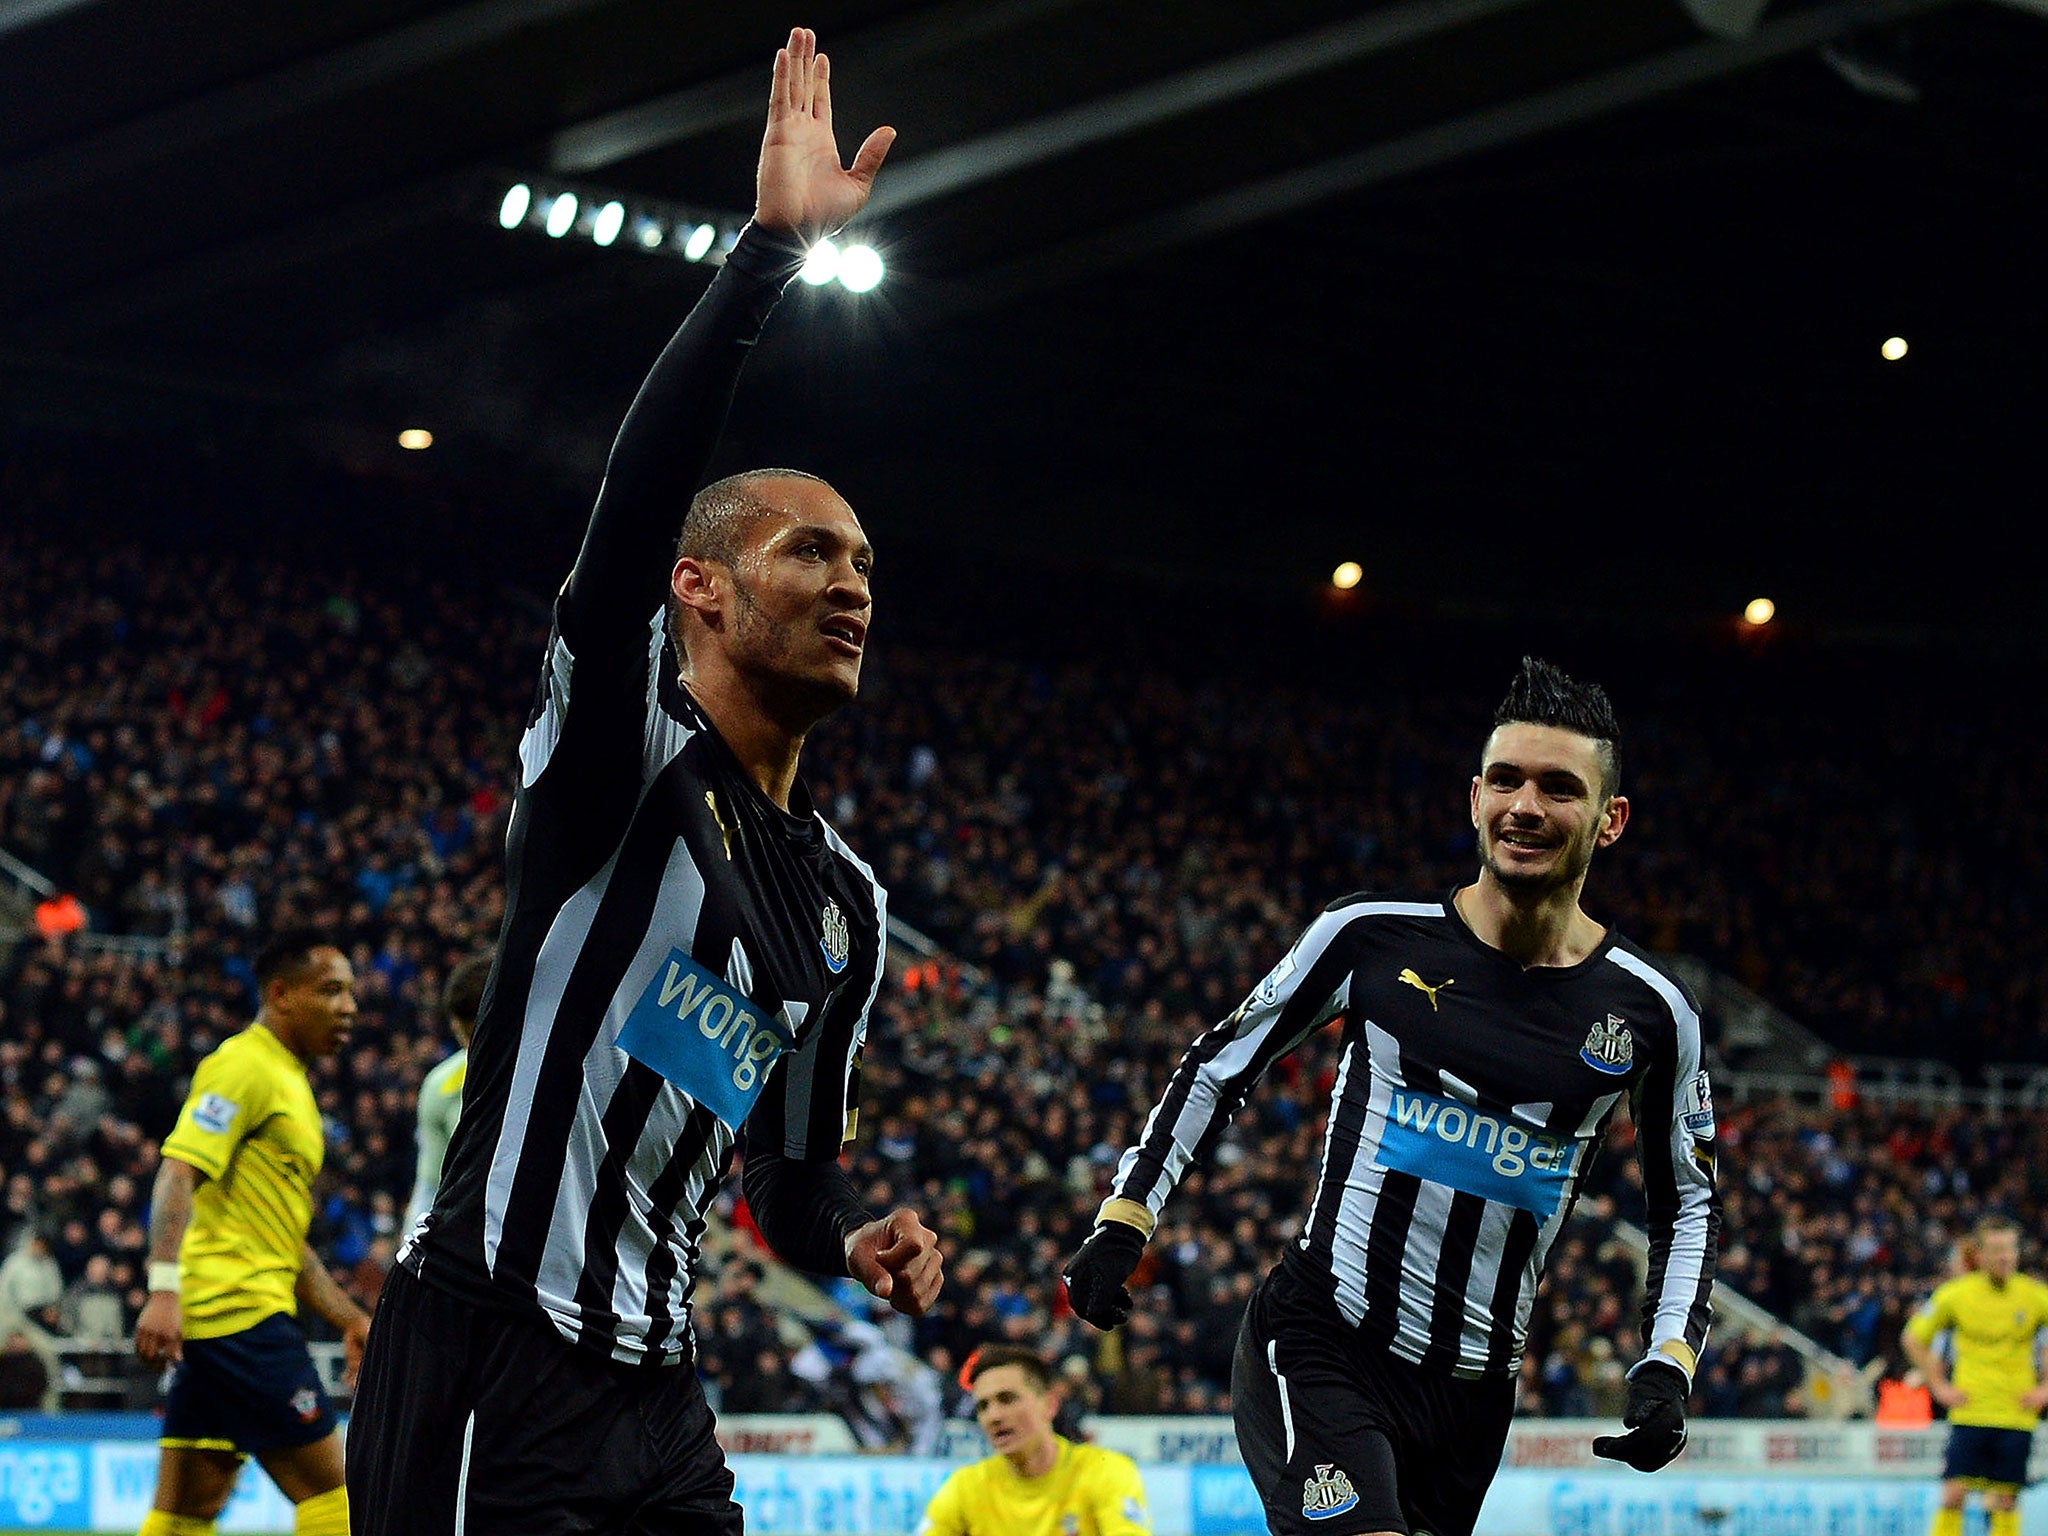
[800,237,840,286]
[632,215,665,250]
[545,193,578,238]
[592,201,625,247]
[498,184,532,229]
[682,222,717,261]
[398,428,434,451]
[837,243,884,293]
[1881,336,1908,361]
[1744,597,1776,627]
[1332,561,1364,591]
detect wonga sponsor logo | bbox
[1374,1088,1575,1215]
[0,1444,89,1528]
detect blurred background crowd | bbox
[2,454,2040,1439]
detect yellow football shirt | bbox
[920,1438,1151,1536]
[160,1022,326,1339]
[1904,1270,2048,1431]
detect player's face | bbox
[724,480,874,715]
[269,948,358,1058]
[972,1364,1058,1460]
[1979,1230,2019,1280]
[1471,723,1628,897]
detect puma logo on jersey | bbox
[1398,968,1452,1010]
[704,790,737,859]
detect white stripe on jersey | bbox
[1323,1020,1401,1327]
[484,847,617,1274]
[1605,947,1714,1360]
[535,838,710,1341]
[519,631,575,788]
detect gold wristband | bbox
[1095,1198,1157,1240]
[148,1261,182,1294]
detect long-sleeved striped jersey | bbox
[1109,893,1717,1380]
[401,224,888,1365]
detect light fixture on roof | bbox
[1744,597,1775,627]
[632,215,665,250]
[592,201,626,248]
[498,184,532,230]
[800,238,841,286]
[1881,336,1908,362]
[682,222,717,261]
[544,193,579,238]
[1331,561,1363,591]
[398,429,434,451]
[838,243,884,293]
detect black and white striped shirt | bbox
[1109,893,1717,1380]
[405,224,886,1366]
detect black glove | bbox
[1593,1357,1690,1472]
[1061,1220,1147,1329]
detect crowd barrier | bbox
[2,1416,2044,1535]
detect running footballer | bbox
[1064,658,1719,1536]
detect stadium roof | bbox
[2,0,2043,628]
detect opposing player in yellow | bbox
[920,1346,1151,1536]
[132,932,371,1536]
[1901,1215,2048,1536]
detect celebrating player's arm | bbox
[1063,902,1361,1331]
[1590,1001,1717,1473]
[739,1005,942,1316]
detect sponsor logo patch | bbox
[291,1387,321,1423]
[1374,1087,1575,1215]
[616,951,794,1130]
[1682,1069,1715,1140]
[1302,1464,1360,1521]
[1580,1014,1635,1075]
[191,1093,239,1135]
[820,899,851,975]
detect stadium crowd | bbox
[1,467,2038,1431]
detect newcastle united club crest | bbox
[1580,1013,1634,1075]
[820,899,850,974]
[1302,1464,1360,1521]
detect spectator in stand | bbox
[0,1326,51,1409]
[0,1230,63,1333]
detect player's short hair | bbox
[254,929,333,993]
[664,468,829,667]
[1975,1214,2021,1242]
[1491,656,1623,797]
[443,952,493,1027]
[964,1345,1056,1393]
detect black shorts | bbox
[347,1262,741,1536]
[1943,1425,2034,1490]
[161,1310,336,1456]
[1232,1259,1515,1536]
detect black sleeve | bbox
[558,222,808,646]
[740,1147,872,1277]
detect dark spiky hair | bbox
[1492,656,1622,797]
[253,928,334,992]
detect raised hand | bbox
[755,27,895,237]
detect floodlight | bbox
[838,244,884,292]
[800,238,840,286]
